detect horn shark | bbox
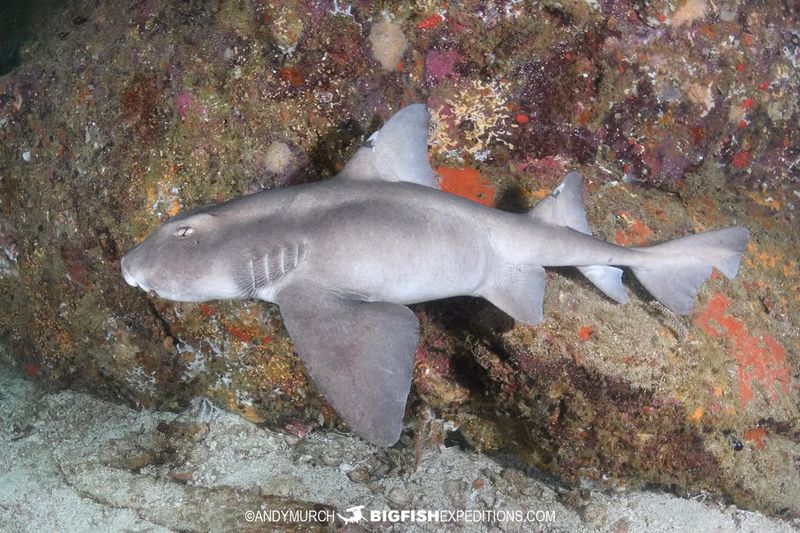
[121,104,749,446]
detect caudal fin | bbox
[631,227,749,314]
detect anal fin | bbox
[577,265,628,304]
[481,264,546,325]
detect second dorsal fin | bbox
[529,171,590,232]
[338,104,439,189]
[530,172,629,304]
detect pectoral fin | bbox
[276,284,420,446]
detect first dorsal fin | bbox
[338,104,439,189]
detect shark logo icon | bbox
[337,505,366,524]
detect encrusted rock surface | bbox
[1,364,795,532]
[0,0,797,519]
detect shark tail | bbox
[630,227,749,314]
[530,172,750,314]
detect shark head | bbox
[121,209,242,302]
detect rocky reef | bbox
[0,0,797,519]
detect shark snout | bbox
[121,250,149,291]
[121,263,138,288]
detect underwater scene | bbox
[0,0,798,531]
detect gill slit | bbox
[249,259,256,297]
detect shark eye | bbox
[175,226,194,237]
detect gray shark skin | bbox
[121,104,749,446]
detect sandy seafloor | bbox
[0,363,795,533]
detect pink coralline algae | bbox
[426,50,460,82]
[695,293,790,408]
[174,90,205,121]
